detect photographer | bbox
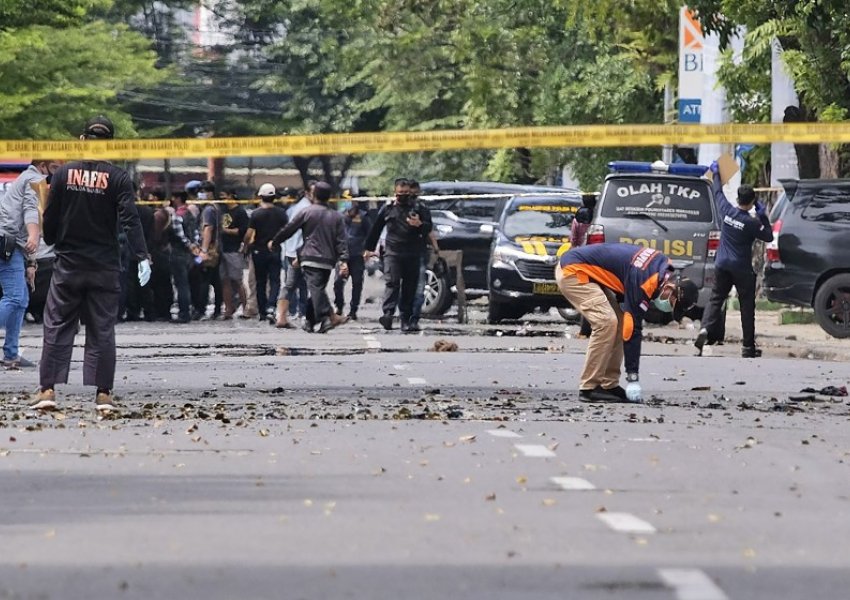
[364,178,433,332]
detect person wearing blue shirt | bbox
[695,161,774,358]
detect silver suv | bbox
[587,161,722,312]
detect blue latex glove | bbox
[625,381,643,403]
[138,258,151,286]
[755,201,767,216]
[709,160,720,174]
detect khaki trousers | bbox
[556,269,624,390]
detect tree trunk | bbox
[293,156,312,189]
[514,148,534,184]
[319,155,334,188]
[782,104,820,178]
[819,145,840,178]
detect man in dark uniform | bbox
[30,116,149,412]
[556,242,699,403]
[364,178,433,332]
[333,201,372,320]
[695,161,774,358]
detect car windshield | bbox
[601,177,713,222]
[503,204,575,238]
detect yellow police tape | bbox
[2,122,850,160]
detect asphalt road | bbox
[1,294,849,599]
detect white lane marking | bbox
[363,335,381,349]
[596,512,656,534]
[514,444,556,458]
[486,429,521,438]
[550,476,595,491]
[628,437,671,443]
[393,364,410,371]
[407,377,427,385]
[658,569,729,600]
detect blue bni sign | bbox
[678,99,702,123]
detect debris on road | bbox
[431,339,459,352]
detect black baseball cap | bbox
[676,278,700,309]
[83,115,115,139]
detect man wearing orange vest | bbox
[556,242,698,403]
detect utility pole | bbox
[662,82,674,164]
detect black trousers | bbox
[150,248,173,320]
[170,251,192,321]
[702,267,757,347]
[193,262,222,316]
[303,265,333,323]
[252,250,281,316]
[333,255,365,314]
[27,257,54,323]
[382,253,422,322]
[40,259,121,390]
[126,257,155,320]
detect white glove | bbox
[138,258,151,287]
[625,381,642,403]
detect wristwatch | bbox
[626,373,639,383]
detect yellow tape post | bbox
[2,122,850,160]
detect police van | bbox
[488,193,582,323]
[587,161,721,314]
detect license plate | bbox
[532,282,560,295]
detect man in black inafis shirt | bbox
[32,116,149,413]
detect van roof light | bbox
[607,161,709,177]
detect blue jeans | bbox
[0,251,29,360]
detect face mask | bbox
[197,192,208,200]
[396,194,410,204]
[653,296,673,313]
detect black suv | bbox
[419,181,574,316]
[764,179,850,338]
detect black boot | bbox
[741,345,762,358]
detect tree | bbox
[324,0,677,190]
[690,0,850,177]
[0,22,165,139]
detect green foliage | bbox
[0,22,165,139]
[0,0,111,30]
[323,0,677,188]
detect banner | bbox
[678,7,704,124]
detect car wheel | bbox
[556,307,581,324]
[813,273,850,338]
[487,296,526,324]
[421,268,453,317]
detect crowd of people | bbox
[118,177,437,333]
[0,115,442,411]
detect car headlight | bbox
[435,224,453,236]
[491,246,526,266]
